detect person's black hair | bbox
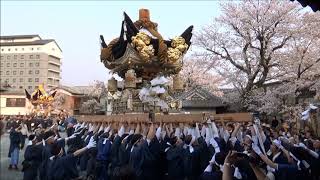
[130,134,143,146]
[290,146,311,162]
[126,134,134,145]
[168,136,178,146]
[43,130,55,140]
[227,123,234,130]
[28,134,36,141]
[215,152,226,165]
[120,133,129,141]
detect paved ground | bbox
[0,133,24,180]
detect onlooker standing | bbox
[8,125,22,170]
[20,122,29,149]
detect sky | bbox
[1,1,222,86]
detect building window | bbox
[1,49,3,51]
[37,47,41,50]
[15,48,18,51]
[13,71,16,75]
[13,63,17,67]
[0,71,2,75]
[28,78,32,82]
[29,55,33,59]
[35,62,40,67]
[28,70,32,75]
[14,55,17,59]
[22,48,24,51]
[35,70,39,74]
[20,78,24,82]
[0,63,3,67]
[13,78,16,83]
[29,63,33,67]
[19,86,23,89]
[6,63,10,67]
[6,71,10,75]
[21,55,24,59]
[5,79,9,83]
[20,63,24,67]
[7,56,10,60]
[20,71,23,75]
[6,98,26,107]
[8,48,11,51]
[0,56,3,60]
[36,55,40,59]
[31,48,34,50]
[28,86,32,89]
[35,78,39,82]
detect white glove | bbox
[118,125,125,137]
[104,125,111,133]
[211,122,219,138]
[273,139,283,149]
[175,127,181,137]
[86,136,96,149]
[156,127,161,140]
[98,125,104,132]
[298,142,307,149]
[161,130,166,140]
[88,124,94,132]
[230,137,237,146]
[129,129,134,135]
[210,138,219,148]
[195,123,201,139]
[80,122,85,129]
[252,144,262,155]
[210,138,220,153]
[74,123,80,130]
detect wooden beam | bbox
[75,112,252,123]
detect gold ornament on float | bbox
[131,32,155,61]
[25,83,56,106]
[25,83,57,115]
[167,36,188,63]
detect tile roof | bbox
[0,34,40,39]
[175,86,226,108]
[0,39,55,46]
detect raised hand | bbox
[86,136,97,149]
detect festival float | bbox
[25,84,57,116]
[78,9,252,123]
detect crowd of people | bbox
[1,114,320,180]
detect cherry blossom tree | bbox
[248,11,320,114]
[179,58,223,96]
[195,0,320,112]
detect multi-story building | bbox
[0,34,62,91]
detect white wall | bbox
[0,95,33,115]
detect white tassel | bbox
[234,167,242,179]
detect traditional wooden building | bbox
[174,87,227,114]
